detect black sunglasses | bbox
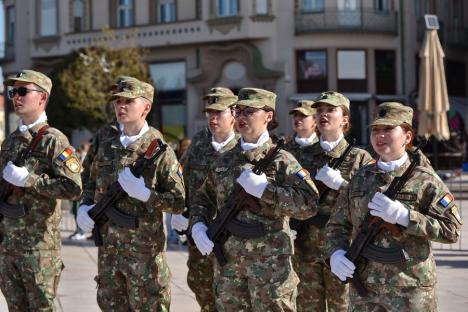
[8,87,44,99]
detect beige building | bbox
[1,0,467,145]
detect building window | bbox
[296,50,328,93]
[374,0,390,13]
[72,0,85,32]
[158,0,176,23]
[337,50,367,92]
[303,0,324,13]
[375,50,396,94]
[117,0,134,28]
[149,62,187,142]
[6,6,15,46]
[255,0,268,15]
[40,0,58,36]
[217,0,238,17]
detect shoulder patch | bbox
[58,147,73,161]
[450,206,462,224]
[295,168,309,180]
[177,163,183,177]
[64,156,81,173]
[438,193,454,208]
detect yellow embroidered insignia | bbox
[65,156,81,173]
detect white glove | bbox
[77,204,96,232]
[236,169,268,199]
[290,230,297,240]
[192,222,214,256]
[2,161,30,187]
[330,249,355,282]
[171,213,189,232]
[118,167,151,202]
[315,164,345,190]
[368,192,409,227]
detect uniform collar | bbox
[294,132,317,147]
[241,138,273,163]
[18,112,47,133]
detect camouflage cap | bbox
[289,100,316,116]
[370,102,413,128]
[6,69,52,94]
[312,91,350,110]
[109,76,154,103]
[203,87,238,112]
[236,88,276,110]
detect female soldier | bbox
[189,88,320,311]
[290,92,372,311]
[327,102,462,311]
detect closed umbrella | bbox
[417,29,450,140]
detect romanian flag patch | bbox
[295,168,309,180]
[177,164,183,177]
[438,193,454,208]
[58,148,73,161]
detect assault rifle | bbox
[344,142,425,297]
[88,139,167,246]
[207,139,285,266]
[290,139,355,231]
[0,125,50,240]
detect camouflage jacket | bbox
[83,126,185,255]
[326,158,462,287]
[190,138,319,257]
[286,138,373,261]
[181,128,239,206]
[0,122,82,251]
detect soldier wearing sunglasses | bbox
[0,70,82,310]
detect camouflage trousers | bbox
[293,256,348,311]
[214,254,299,311]
[0,249,63,312]
[349,284,437,312]
[187,239,216,312]
[96,249,171,312]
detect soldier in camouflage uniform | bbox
[0,70,82,311]
[327,102,462,311]
[288,93,373,311]
[76,76,185,311]
[171,87,238,312]
[190,88,320,311]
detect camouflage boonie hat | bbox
[6,70,52,94]
[370,102,413,127]
[236,88,276,110]
[289,100,316,116]
[312,91,350,110]
[109,76,154,103]
[203,87,238,112]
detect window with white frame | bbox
[117,0,134,28]
[159,0,176,23]
[40,0,58,36]
[6,6,15,46]
[255,0,268,15]
[217,0,238,17]
[72,0,85,32]
[303,0,324,13]
[375,0,390,12]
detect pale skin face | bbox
[113,96,151,136]
[11,81,48,125]
[292,112,316,138]
[370,125,412,162]
[315,103,348,141]
[235,105,273,143]
[205,108,235,143]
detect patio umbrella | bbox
[417,29,450,140]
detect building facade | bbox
[1,0,467,145]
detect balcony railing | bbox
[295,8,398,35]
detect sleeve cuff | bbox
[24,173,40,188]
[260,182,277,205]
